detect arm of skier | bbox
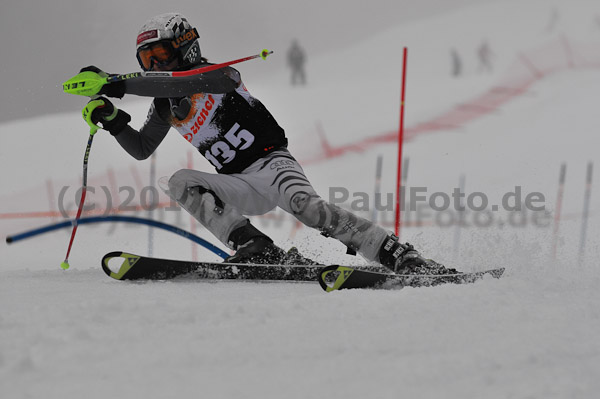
[80,65,240,98]
[80,66,241,159]
[109,68,243,159]
[112,101,172,160]
[124,68,239,97]
[82,96,169,160]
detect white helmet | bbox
[136,13,202,70]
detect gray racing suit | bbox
[110,64,389,261]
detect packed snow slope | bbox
[1,1,599,398]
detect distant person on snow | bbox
[287,39,306,86]
[545,8,559,33]
[450,48,462,77]
[477,40,494,73]
[79,12,437,273]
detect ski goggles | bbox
[136,41,177,71]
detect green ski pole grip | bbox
[63,71,108,97]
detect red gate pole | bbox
[395,47,408,238]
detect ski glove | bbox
[79,66,126,99]
[82,97,131,136]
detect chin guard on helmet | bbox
[181,38,201,67]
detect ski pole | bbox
[111,49,273,80]
[578,162,593,265]
[63,49,273,97]
[551,163,567,261]
[60,133,94,270]
[60,102,103,270]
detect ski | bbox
[102,252,505,291]
[101,251,322,281]
[318,265,505,292]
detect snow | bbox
[1,1,600,398]
[2,269,600,398]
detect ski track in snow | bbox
[2,1,600,398]
[1,267,599,398]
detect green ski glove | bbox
[82,97,131,135]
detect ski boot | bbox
[225,222,285,264]
[377,234,428,273]
[378,235,460,275]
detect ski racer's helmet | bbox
[136,13,202,71]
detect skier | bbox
[80,13,428,271]
[477,41,494,73]
[287,39,307,86]
[450,48,462,78]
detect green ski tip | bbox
[60,261,70,270]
